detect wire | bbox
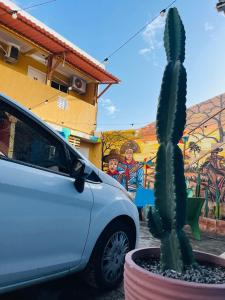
[96,122,150,126]
[188,106,225,134]
[0,0,56,17]
[28,90,62,110]
[29,95,153,126]
[17,0,56,11]
[102,0,177,63]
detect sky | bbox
[13,0,225,131]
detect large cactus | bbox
[148,7,194,272]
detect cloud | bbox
[139,48,151,55]
[204,22,214,31]
[139,16,165,57]
[100,98,118,115]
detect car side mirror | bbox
[71,158,92,193]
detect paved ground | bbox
[1,222,225,300]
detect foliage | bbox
[189,142,201,157]
[148,7,194,272]
[195,172,201,197]
[204,183,209,218]
[214,180,221,219]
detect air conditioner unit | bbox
[70,76,87,94]
[5,44,20,63]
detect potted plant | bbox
[186,172,205,240]
[124,7,225,300]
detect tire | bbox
[83,219,135,290]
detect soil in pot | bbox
[134,257,225,284]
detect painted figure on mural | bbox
[201,148,225,202]
[119,141,144,197]
[104,149,126,187]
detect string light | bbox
[103,58,109,67]
[101,0,177,64]
[20,0,56,12]
[11,10,18,19]
[28,91,62,110]
[160,9,166,17]
[0,0,56,18]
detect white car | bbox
[0,94,139,294]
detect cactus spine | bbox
[148,8,194,272]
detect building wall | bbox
[79,140,102,169]
[0,62,96,135]
[0,27,103,168]
[89,142,102,169]
[0,27,98,132]
[0,29,97,105]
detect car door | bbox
[0,97,93,287]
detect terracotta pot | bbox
[124,247,225,300]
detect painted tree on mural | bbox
[186,94,225,143]
[189,141,201,157]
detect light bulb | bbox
[160,9,166,17]
[11,11,18,19]
[103,58,109,66]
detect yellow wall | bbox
[0,27,102,167]
[89,142,102,169]
[0,32,97,105]
[79,141,102,169]
[0,61,97,135]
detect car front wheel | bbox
[84,220,135,290]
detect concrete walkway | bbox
[1,222,225,300]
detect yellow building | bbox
[0,0,119,168]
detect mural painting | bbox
[101,129,156,196]
[101,93,225,219]
[103,139,145,198]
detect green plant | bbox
[148,7,194,273]
[214,180,221,219]
[186,179,194,198]
[204,183,209,218]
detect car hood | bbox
[97,168,126,191]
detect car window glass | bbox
[0,102,69,174]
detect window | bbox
[0,101,70,175]
[51,80,68,93]
[28,66,46,84]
